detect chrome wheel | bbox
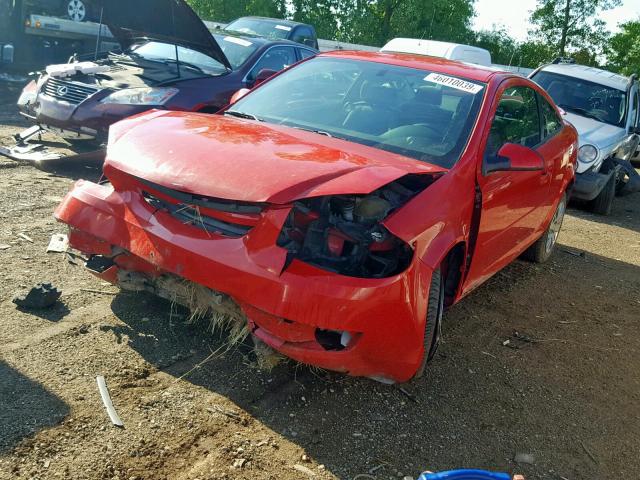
[545,197,566,254]
[67,0,86,22]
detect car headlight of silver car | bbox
[578,144,599,164]
[100,87,179,105]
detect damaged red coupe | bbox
[55,51,577,383]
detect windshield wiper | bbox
[224,110,262,121]
[164,59,206,75]
[291,126,335,138]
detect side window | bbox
[292,27,315,47]
[539,95,563,139]
[486,86,541,157]
[629,88,639,129]
[298,48,316,61]
[248,47,297,82]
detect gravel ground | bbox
[0,77,639,480]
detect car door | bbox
[463,81,552,291]
[245,46,297,87]
[536,91,573,208]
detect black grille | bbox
[142,192,254,238]
[42,78,99,104]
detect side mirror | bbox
[229,88,251,105]
[484,143,544,175]
[253,68,278,87]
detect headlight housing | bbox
[100,87,179,105]
[578,144,599,164]
[275,175,438,279]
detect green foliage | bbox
[606,21,640,76]
[186,0,285,22]
[530,0,621,57]
[185,0,632,73]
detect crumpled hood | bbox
[105,111,446,204]
[563,112,625,153]
[95,0,231,70]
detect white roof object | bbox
[381,38,492,66]
[538,63,630,91]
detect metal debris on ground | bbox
[561,248,586,258]
[18,233,34,243]
[46,233,69,253]
[514,453,535,465]
[12,283,62,309]
[96,376,124,428]
[293,464,317,476]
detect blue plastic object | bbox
[420,470,511,480]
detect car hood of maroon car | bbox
[95,0,231,70]
[105,111,447,204]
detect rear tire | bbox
[413,268,444,379]
[589,172,615,215]
[523,192,567,264]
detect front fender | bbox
[384,166,475,270]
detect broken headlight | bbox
[277,175,436,278]
[100,87,179,105]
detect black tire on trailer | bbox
[413,267,444,379]
[522,192,567,263]
[589,171,616,215]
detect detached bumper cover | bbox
[55,180,432,382]
[571,169,614,201]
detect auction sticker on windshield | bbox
[275,25,292,31]
[425,73,484,94]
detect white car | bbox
[530,59,640,214]
[381,38,492,66]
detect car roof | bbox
[320,50,505,83]
[214,30,310,49]
[537,63,630,91]
[230,16,311,29]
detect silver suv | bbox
[530,60,640,215]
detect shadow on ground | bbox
[0,360,70,454]
[105,234,640,480]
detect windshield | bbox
[212,34,260,70]
[225,18,291,40]
[130,41,227,75]
[229,57,486,168]
[532,70,627,127]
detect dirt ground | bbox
[0,77,639,480]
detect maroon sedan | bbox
[16,0,317,143]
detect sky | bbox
[473,0,640,41]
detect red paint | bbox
[55,52,576,382]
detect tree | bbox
[606,20,640,75]
[473,27,519,65]
[530,0,621,57]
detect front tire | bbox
[523,192,567,263]
[413,268,444,379]
[589,172,615,215]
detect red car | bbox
[55,51,577,383]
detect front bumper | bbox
[55,180,432,382]
[571,169,615,201]
[18,84,152,139]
